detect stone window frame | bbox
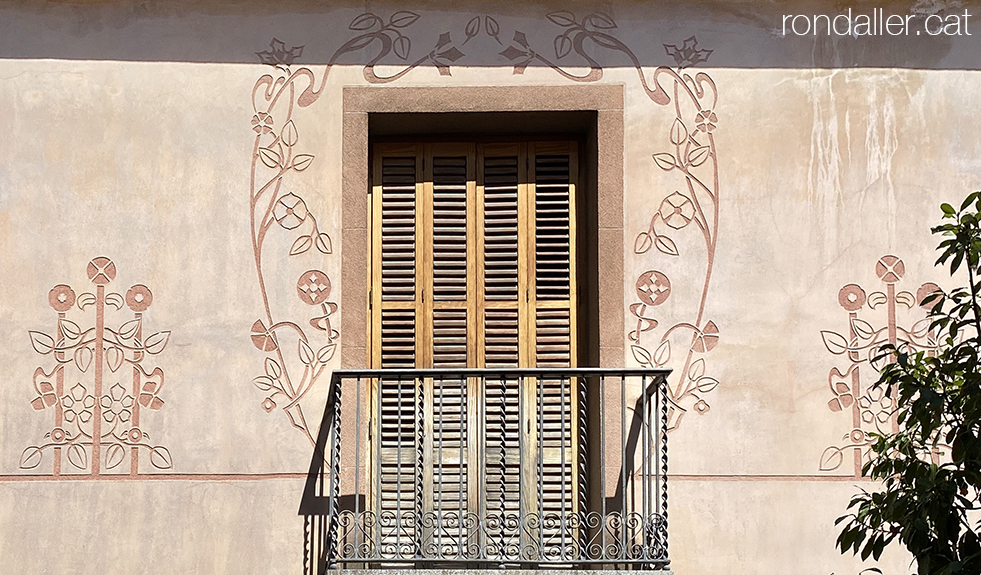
[340,84,624,369]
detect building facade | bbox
[1,0,978,572]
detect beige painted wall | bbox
[2,0,980,573]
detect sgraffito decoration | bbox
[250,12,725,440]
[818,255,941,475]
[20,257,172,476]
[499,15,724,432]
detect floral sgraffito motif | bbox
[250,16,472,444]
[497,14,724,431]
[251,14,724,438]
[818,255,942,475]
[21,258,172,475]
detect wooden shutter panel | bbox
[529,143,581,530]
[369,141,581,553]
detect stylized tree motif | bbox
[818,255,940,475]
[21,258,172,475]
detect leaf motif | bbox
[105,293,124,310]
[253,376,274,391]
[695,376,719,393]
[584,13,617,29]
[546,11,577,27]
[144,331,171,355]
[634,232,653,254]
[653,340,671,366]
[29,331,55,355]
[895,291,916,309]
[31,397,45,410]
[819,446,843,471]
[118,318,141,340]
[554,35,572,59]
[313,344,335,364]
[315,233,332,254]
[19,446,43,469]
[292,154,314,171]
[850,318,876,340]
[105,444,125,470]
[688,358,706,381]
[834,381,850,394]
[867,291,887,309]
[485,16,500,37]
[669,118,688,146]
[821,331,849,355]
[74,347,93,373]
[265,357,282,379]
[465,16,480,39]
[631,345,653,367]
[105,346,124,372]
[61,319,82,340]
[687,146,711,167]
[150,446,173,469]
[349,13,381,31]
[655,235,679,256]
[77,292,97,310]
[282,120,298,147]
[298,339,315,365]
[259,147,281,169]
[389,11,420,28]
[290,235,313,256]
[652,153,675,171]
[911,317,932,338]
[67,444,88,470]
[393,35,410,60]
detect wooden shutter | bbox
[369,141,581,549]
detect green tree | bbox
[837,193,981,575]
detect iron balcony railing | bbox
[300,368,671,572]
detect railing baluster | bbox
[304,368,671,571]
[354,376,362,561]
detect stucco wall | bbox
[2,0,980,573]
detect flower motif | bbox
[297,271,332,305]
[663,36,712,68]
[251,112,273,135]
[858,386,893,426]
[86,257,116,285]
[126,285,153,312]
[138,376,164,410]
[875,255,905,284]
[274,193,308,230]
[48,284,76,312]
[694,399,710,414]
[250,319,278,352]
[127,428,144,443]
[917,282,942,309]
[636,270,671,306]
[101,383,134,423]
[658,192,696,230]
[50,427,67,443]
[262,397,277,413]
[695,110,718,133]
[62,383,94,424]
[255,38,304,66]
[692,321,720,353]
[838,284,867,312]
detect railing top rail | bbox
[329,367,672,380]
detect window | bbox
[367,140,584,540]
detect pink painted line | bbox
[0,473,307,482]
[668,474,877,482]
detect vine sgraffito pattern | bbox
[249,13,724,440]
[21,257,172,476]
[819,255,941,475]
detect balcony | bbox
[300,368,672,573]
